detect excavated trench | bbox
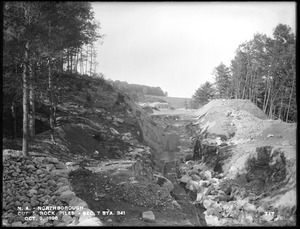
[152,114,210,226]
[157,140,236,226]
[152,113,296,226]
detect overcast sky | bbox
[91,2,296,98]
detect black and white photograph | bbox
[3,1,297,227]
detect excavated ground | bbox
[149,100,297,227]
[2,88,204,226]
[3,89,297,227]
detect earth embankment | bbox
[150,99,296,226]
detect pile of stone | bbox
[178,160,296,226]
[2,149,103,227]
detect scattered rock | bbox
[106,116,113,121]
[172,200,182,210]
[193,163,209,172]
[55,163,67,169]
[62,215,73,224]
[110,127,120,135]
[75,217,103,226]
[153,174,174,192]
[114,117,124,123]
[179,174,191,183]
[60,190,76,203]
[45,164,55,172]
[203,198,213,209]
[11,221,23,227]
[142,211,155,222]
[186,180,200,191]
[261,212,274,222]
[191,174,201,181]
[48,157,60,164]
[202,170,212,180]
[55,185,71,194]
[244,213,254,223]
[205,214,221,226]
[243,203,257,213]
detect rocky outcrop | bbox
[123,94,166,154]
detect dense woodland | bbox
[192,24,296,122]
[3,2,102,156]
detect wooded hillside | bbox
[3,2,102,156]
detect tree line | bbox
[108,80,167,97]
[192,24,296,122]
[3,2,102,156]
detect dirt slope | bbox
[189,99,296,226]
[145,98,296,226]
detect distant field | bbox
[140,94,192,109]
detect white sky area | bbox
[91,2,296,98]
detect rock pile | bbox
[2,149,103,227]
[178,159,296,226]
[229,109,273,144]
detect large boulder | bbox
[142,211,155,222]
[153,174,174,193]
[87,159,153,181]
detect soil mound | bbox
[194,99,270,140]
[195,99,269,120]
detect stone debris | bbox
[172,200,182,210]
[75,217,103,226]
[110,127,120,135]
[176,151,295,227]
[113,117,124,123]
[122,132,133,141]
[2,150,102,227]
[142,211,155,222]
[153,174,174,193]
[179,174,191,183]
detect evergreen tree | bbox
[192,81,216,108]
[213,63,231,99]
